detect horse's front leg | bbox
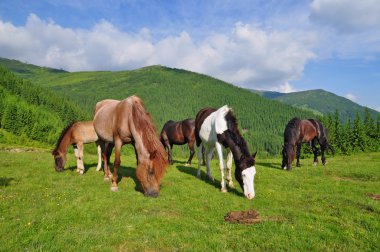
[320,144,327,165]
[226,150,234,188]
[111,140,122,192]
[196,144,203,178]
[296,144,301,167]
[186,140,195,166]
[74,143,85,174]
[95,141,102,171]
[215,142,227,192]
[311,139,319,165]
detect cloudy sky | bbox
[0,0,379,111]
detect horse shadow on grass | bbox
[65,163,143,193]
[176,164,244,198]
[257,161,282,170]
[0,177,16,187]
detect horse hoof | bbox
[197,174,201,179]
[104,177,110,182]
[184,163,191,167]
[221,188,228,193]
[208,176,214,182]
[110,186,118,192]
[313,162,318,166]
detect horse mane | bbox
[284,117,301,144]
[52,121,76,155]
[130,96,168,177]
[225,110,254,167]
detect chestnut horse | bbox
[93,96,168,197]
[51,121,102,174]
[195,105,257,200]
[160,118,205,166]
[281,118,334,170]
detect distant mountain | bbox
[0,57,317,155]
[252,89,379,122]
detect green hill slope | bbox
[253,89,379,122]
[0,59,318,155]
[0,66,87,145]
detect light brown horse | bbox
[93,96,168,197]
[52,121,102,174]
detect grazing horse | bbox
[281,118,334,170]
[195,105,257,200]
[93,96,168,197]
[51,121,102,174]
[160,119,205,166]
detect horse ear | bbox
[252,151,257,158]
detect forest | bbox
[0,64,379,155]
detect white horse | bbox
[195,105,257,200]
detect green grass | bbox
[1,148,379,251]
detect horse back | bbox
[93,99,120,142]
[71,121,99,143]
[195,108,217,145]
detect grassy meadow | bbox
[0,145,379,251]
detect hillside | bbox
[0,66,87,145]
[0,58,318,155]
[253,89,379,122]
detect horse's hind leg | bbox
[320,142,327,165]
[296,144,301,167]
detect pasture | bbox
[0,146,379,251]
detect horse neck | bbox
[223,130,251,167]
[54,129,73,154]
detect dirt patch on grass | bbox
[367,193,380,200]
[224,210,287,225]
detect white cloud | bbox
[345,93,357,102]
[0,14,317,91]
[310,0,380,33]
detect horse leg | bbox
[202,145,206,166]
[205,147,215,181]
[73,143,85,174]
[296,144,301,167]
[111,139,122,192]
[196,144,203,179]
[311,139,319,166]
[226,150,234,188]
[186,140,195,166]
[320,143,327,166]
[99,141,110,180]
[215,142,227,192]
[95,141,102,171]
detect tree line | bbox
[322,109,380,154]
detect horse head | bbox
[282,143,295,170]
[235,151,257,200]
[51,150,66,172]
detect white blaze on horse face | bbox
[242,166,256,200]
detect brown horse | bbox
[51,121,102,174]
[93,96,168,197]
[281,118,334,170]
[160,119,205,166]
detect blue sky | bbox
[0,0,379,111]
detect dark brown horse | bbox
[93,96,168,197]
[281,118,334,170]
[160,119,204,166]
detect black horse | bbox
[282,118,334,170]
[160,119,204,166]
